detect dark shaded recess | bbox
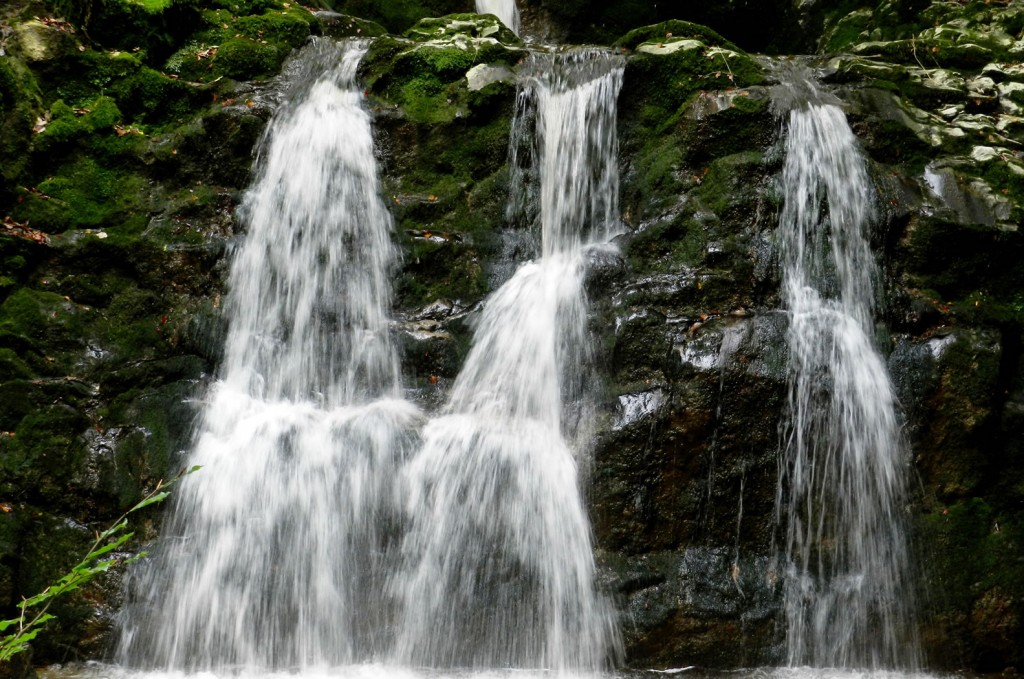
[535,0,811,53]
[44,0,203,66]
[328,0,473,34]
[902,217,1024,304]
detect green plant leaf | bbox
[129,491,170,513]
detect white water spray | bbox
[393,49,625,671]
[116,40,422,670]
[774,73,920,669]
[475,0,520,35]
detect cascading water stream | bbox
[773,70,920,670]
[115,38,626,677]
[475,0,520,35]
[392,49,624,672]
[116,39,422,670]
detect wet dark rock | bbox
[601,548,782,668]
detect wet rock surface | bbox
[0,0,1023,672]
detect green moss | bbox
[102,380,198,500]
[0,58,42,192]
[45,0,201,63]
[9,512,97,659]
[109,66,204,125]
[93,286,166,361]
[130,0,175,10]
[626,216,699,273]
[854,37,993,69]
[979,163,1024,224]
[15,156,147,233]
[627,139,686,219]
[383,94,513,309]
[821,8,874,53]
[46,49,144,107]
[622,149,765,292]
[362,14,522,124]
[366,33,521,125]
[618,38,763,138]
[920,499,1024,615]
[235,8,317,45]
[2,404,89,492]
[162,7,315,82]
[404,13,521,45]
[0,288,86,353]
[0,251,26,294]
[0,348,34,381]
[692,151,765,216]
[215,37,288,80]
[34,96,126,154]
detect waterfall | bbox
[476,0,520,35]
[392,49,624,671]
[774,72,920,670]
[115,39,624,676]
[116,39,422,670]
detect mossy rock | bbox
[901,213,1024,304]
[27,46,203,132]
[617,25,764,136]
[907,327,1002,500]
[313,12,387,39]
[404,13,519,45]
[363,17,523,125]
[10,19,80,63]
[614,20,741,52]
[383,110,513,308]
[0,287,88,371]
[96,364,205,502]
[820,7,877,53]
[852,38,995,69]
[44,0,202,64]
[12,511,97,659]
[820,0,1022,58]
[33,96,124,152]
[11,155,149,233]
[0,238,40,300]
[162,6,317,82]
[0,402,90,502]
[87,286,166,363]
[690,150,767,220]
[677,89,773,165]
[627,149,769,273]
[109,65,206,126]
[0,57,43,195]
[154,103,269,188]
[918,498,1024,669]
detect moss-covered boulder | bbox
[362,14,523,124]
[160,4,318,82]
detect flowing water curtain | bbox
[116,39,422,670]
[518,50,625,254]
[476,0,520,35]
[392,49,625,672]
[774,76,921,670]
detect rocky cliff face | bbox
[1,0,1022,672]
